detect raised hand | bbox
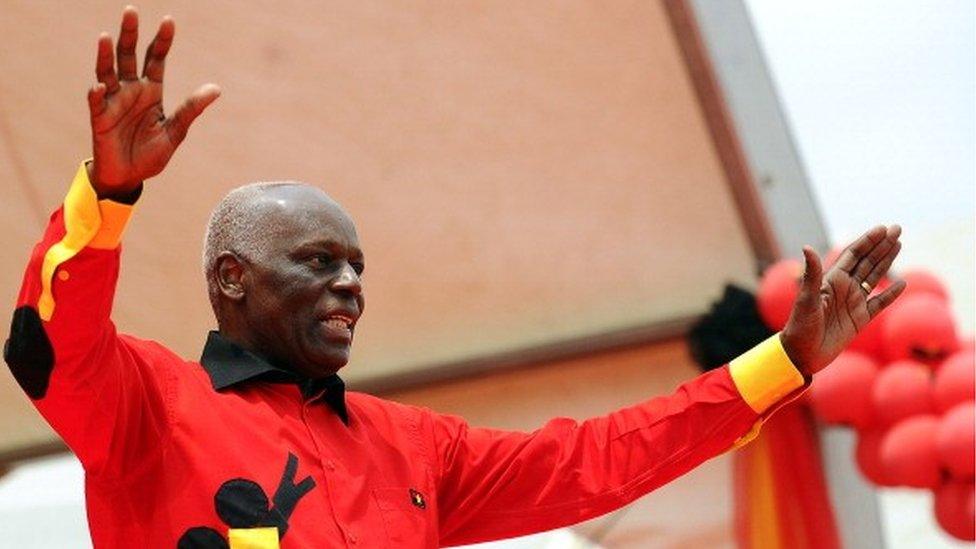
[781,225,906,376]
[87,6,220,198]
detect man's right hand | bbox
[87,5,220,199]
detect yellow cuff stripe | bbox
[729,333,805,414]
[37,161,135,321]
[731,419,764,450]
[229,527,280,549]
[89,198,135,249]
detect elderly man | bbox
[4,7,904,549]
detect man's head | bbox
[203,183,365,378]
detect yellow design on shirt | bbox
[228,527,280,549]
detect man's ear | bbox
[215,251,247,302]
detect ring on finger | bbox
[860,280,872,294]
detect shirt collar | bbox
[199,331,348,424]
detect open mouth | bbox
[320,313,356,342]
[323,315,354,330]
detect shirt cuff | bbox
[88,197,136,250]
[36,160,137,320]
[728,333,807,414]
[73,160,137,250]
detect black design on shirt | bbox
[177,452,316,548]
[4,306,55,399]
[177,527,228,549]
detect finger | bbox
[852,225,901,283]
[95,33,121,94]
[142,16,175,83]
[116,6,140,81]
[867,279,907,318]
[863,239,902,289]
[834,225,886,274]
[87,83,108,120]
[796,246,824,311]
[165,84,221,146]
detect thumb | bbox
[796,246,823,311]
[165,83,221,147]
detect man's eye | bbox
[351,262,365,275]
[308,254,332,267]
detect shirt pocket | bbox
[372,487,432,548]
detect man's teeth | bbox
[325,317,353,329]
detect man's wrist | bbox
[86,160,144,204]
[778,331,813,378]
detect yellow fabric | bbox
[228,527,280,549]
[89,198,135,249]
[37,161,135,321]
[731,418,764,450]
[749,433,783,548]
[729,334,805,414]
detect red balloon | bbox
[900,269,950,302]
[934,350,976,413]
[848,316,887,361]
[882,294,959,366]
[809,351,879,427]
[757,259,802,331]
[937,402,976,479]
[934,481,975,542]
[872,360,935,427]
[881,415,941,488]
[856,429,896,486]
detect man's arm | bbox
[423,226,904,546]
[3,7,217,478]
[423,339,800,546]
[5,164,164,478]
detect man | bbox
[4,7,904,549]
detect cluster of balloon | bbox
[757,255,975,542]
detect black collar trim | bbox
[199,331,348,424]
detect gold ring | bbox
[860,281,872,293]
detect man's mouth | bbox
[324,315,354,330]
[320,313,356,342]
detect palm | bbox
[87,8,219,196]
[781,225,905,376]
[815,269,870,354]
[92,79,170,185]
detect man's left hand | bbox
[781,225,906,377]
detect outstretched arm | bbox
[426,227,904,546]
[4,6,218,478]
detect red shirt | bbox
[4,162,806,548]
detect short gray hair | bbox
[202,182,299,316]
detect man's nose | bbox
[330,263,362,296]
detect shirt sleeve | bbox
[422,334,807,547]
[4,160,173,479]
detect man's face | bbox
[239,186,365,378]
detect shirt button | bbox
[349,533,358,544]
[325,460,336,471]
